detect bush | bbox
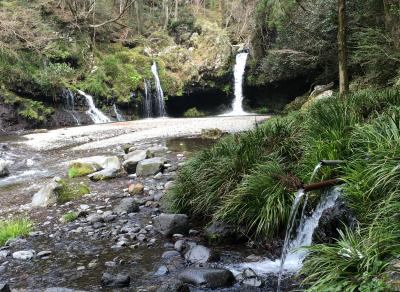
[56,180,90,204]
[184,107,206,117]
[62,212,79,223]
[0,218,32,246]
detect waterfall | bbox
[77,90,111,124]
[221,52,250,116]
[113,104,125,122]
[229,188,340,282]
[63,89,80,125]
[150,62,167,117]
[142,79,153,118]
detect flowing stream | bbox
[63,89,80,125]
[113,104,125,122]
[77,90,111,124]
[150,62,167,117]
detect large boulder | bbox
[31,177,62,207]
[184,245,219,264]
[154,213,189,236]
[146,146,168,158]
[101,272,130,288]
[302,83,334,109]
[205,221,244,244]
[178,268,235,288]
[122,150,147,174]
[136,158,164,176]
[0,160,9,178]
[88,168,118,181]
[68,156,120,178]
[312,198,357,244]
[113,198,140,214]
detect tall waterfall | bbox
[142,79,153,118]
[113,104,125,122]
[229,188,340,280]
[77,90,111,124]
[150,62,167,117]
[63,89,80,125]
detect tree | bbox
[338,0,349,98]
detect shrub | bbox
[62,212,79,223]
[56,180,90,204]
[68,162,97,178]
[184,107,206,117]
[0,218,32,246]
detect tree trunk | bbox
[135,0,143,35]
[338,0,349,99]
[383,0,400,49]
[174,0,179,21]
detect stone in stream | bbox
[136,158,165,176]
[128,183,144,195]
[154,265,169,276]
[31,177,62,207]
[164,181,175,191]
[205,221,245,244]
[0,282,10,292]
[184,245,220,264]
[161,250,181,260]
[0,251,9,259]
[0,160,9,178]
[154,214,189,236]
[88,168,119,181]
[146,146,168,158]
[238,268,263,287]
[178,268,235,288]
[44,288,87,292]
[12,250,35,260]
[37,250,52,258]
[122,150,147,174]
[114,198,140,214]
[101,272,130,288]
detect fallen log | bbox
[303,178,344,193]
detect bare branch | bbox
[89,0,136,28]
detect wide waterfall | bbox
[222,52,250,116]
[113,104,125,122]
[63,89,80,125]
[229,188,340,282]
[77,90,111,124]
[150,62,167,117]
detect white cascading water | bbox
[63,89,80,125]
[222,52,250,116]
[77,90,111,124]
[150,62,167,117]
[113,104,125,122]
[229,187,340,286]
[142,79,153,118]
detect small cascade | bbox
[150,62,167,117]
[62,89,80,125]
[310,162,323,183]
[113,104,125,122]
[229,188,340,286]
[221,52,250,116]
[142,79,153,118]
[77,90,111,124]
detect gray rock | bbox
[136,158,165,176]
[205,221,244,244]
[174,240,186,252]
[164,181,175,191]
[12,250,35,260]
[31,177,61,207]
[69,156,120,171]
[161,250,181,260]
[88,168,118,181]
[156,279,189,292]
[239,268,263,287]
[0,160,9,178]
[87,213,104,224]
[179,268,235,288]
[37,250,52,258]
[122,150,147,174]
[146,146,168,158]
[101,272,130,288]
[185,245,219,264]
[0,251,9,259]
[0,282,10,292]
[154,265,169,276]
[154,214,189,236]
[44,288,87,292]
[114,198,140,214]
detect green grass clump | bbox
[62,212,79,223]
[56,180,90,204]
[68,163,97,178]
[184,107,206,117]
[0,219,32,246]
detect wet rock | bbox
[154,172,163,180]
[238,268,263,287]
[31,177,62,207]
[0,282,10,292]
[161,250,181,260]
[12,250,35,260]
[122,150,147,174]
[165,181,175,191]
[146,146,168,158]
[136,158,165,176]
[128,183,144,195]
[154,214,189,236]
[44,288,87,292]
[185,245,219,264]
[205,221,244,244]
[114,198,140,214]
[155,265,169,276]
[87,213,104,224]
[174,240,186,252]
[0,160,9,178]
[179,268,235,288]
[88,168,118,181]
[156,279,189,292]
[70,156,120,172]
[313,198,357,244]
[37,251,52,258]
[0,251,9,259]
[101,272,130,288]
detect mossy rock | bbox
[55,179,90,204]
[201,128,223,140]
[68,162,100,178]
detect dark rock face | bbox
[113,198,140,214]
[155,214,189,236]
[0,282,11,292]
[205,221,244,244]
[179,268,235,288]
[312,198,357,244]
[101,272,131,288]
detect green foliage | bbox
[0,218,32,246]
[62,212,79,223]
[68,163,97,178]
[184,107,205,117]
[56,180,90,204]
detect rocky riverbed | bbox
[0,116,298,291]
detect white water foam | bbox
[77,90,111,124]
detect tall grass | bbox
[0,218,32,246]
